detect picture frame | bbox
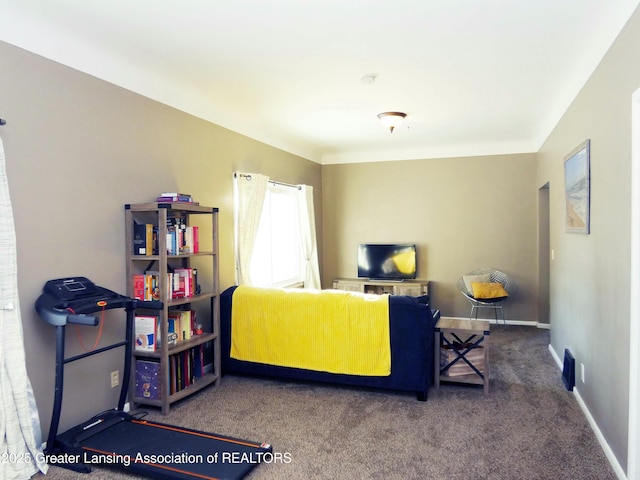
[564,139,591,234]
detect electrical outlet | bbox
[111,370,120,388]
[581,363,585,383]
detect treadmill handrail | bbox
[34,295,89,326]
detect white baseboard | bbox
[548,343,562,367]
[548,344,626,479]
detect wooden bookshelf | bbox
[125,202,220,414]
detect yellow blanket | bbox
[230,286,391,376]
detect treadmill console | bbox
[44,277,99,301]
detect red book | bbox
[133,275,145,301]
[192,226,199,253]
[174,268,193,297]
[171,272,185,299]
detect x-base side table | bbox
[435,318,490,394]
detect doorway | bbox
[538,183,550,326]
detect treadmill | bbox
[36,277,271,480]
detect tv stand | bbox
[333,278,429,296]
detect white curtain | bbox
[234,172,321,289]
[296,185,321,289]
[0,136,48,479]
[234,172,268,285]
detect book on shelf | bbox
[185,225,199,254]
[168,309,196,341]
[160,192,190,197]
[194,345,205,377]
[157,193,194,203]
[169,268,198,299]
[170,271,186,299]
[132,272,161,301]
[132,222,157,255]
[135,360,160,400]
[173,268,195,298]
[134,315,160,352]
[147,271,162,300]
[166,225,199,255]
[133,269,198,302]
[168,345,205,395]
[132,274,145,301]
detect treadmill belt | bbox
[79,419,271,480]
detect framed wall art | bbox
[564,139,591,234]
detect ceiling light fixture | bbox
[377,112,406,133]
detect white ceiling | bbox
[1,0,638,164]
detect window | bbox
[234,172,320,289]
[249,183,304,287]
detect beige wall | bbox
[0,40,322,438]
[322,153,538,321]
[3,5,640,473]
[537,7,640,471]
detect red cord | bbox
[70,305,107,351]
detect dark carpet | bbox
[34,325,617,479]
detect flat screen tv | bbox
[357,244,417,280]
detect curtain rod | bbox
[234,172,301,190]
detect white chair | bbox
[456,267,516,323]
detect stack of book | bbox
[168,309,196,342]
[440,343,485,376]
[156,192,197,204]
[168,267,198,299]
[132,273,161,301]
[132,268,198,302]
[169,345,206,395]
[166,219,199,255]
[132,221,158,256]
[134,310,196,353]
